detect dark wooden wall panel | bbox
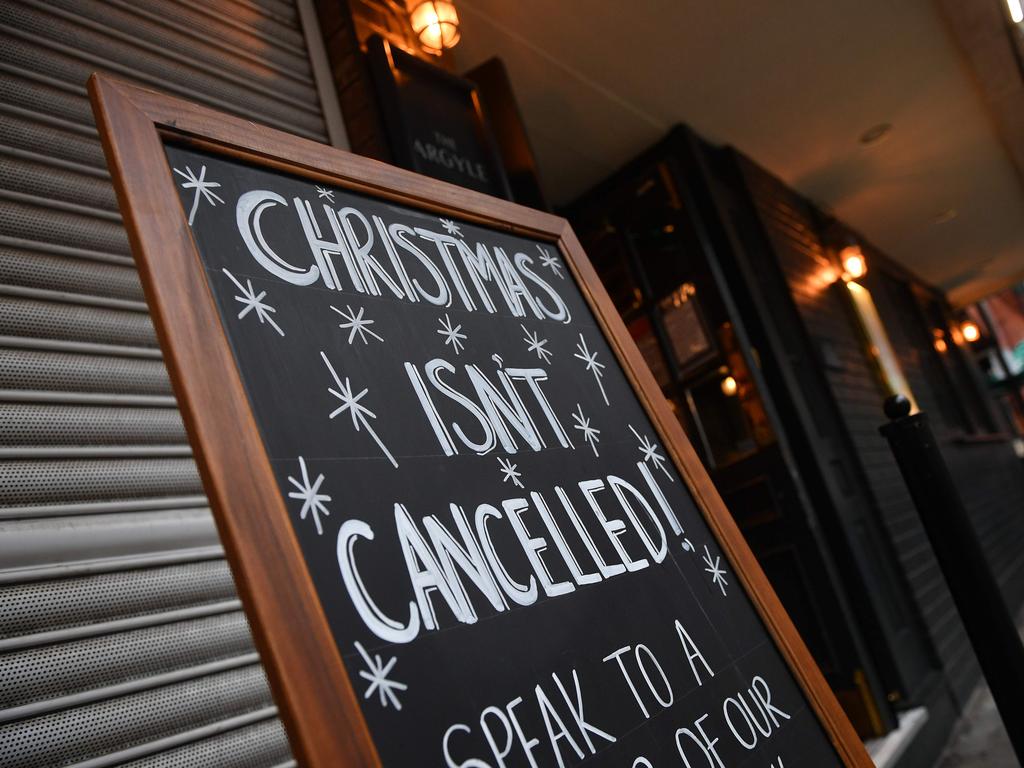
[732,157,1024,706]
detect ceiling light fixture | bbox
[410,1,461,55]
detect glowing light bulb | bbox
[410,1,460,54]
[961,321,981,343]
[840,245,867,280]
[1008,0,1023,24]
[720,375,738,397]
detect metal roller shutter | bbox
[0,0,343,763]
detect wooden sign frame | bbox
[89,74,871,767]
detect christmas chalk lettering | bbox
[165,142,843,767]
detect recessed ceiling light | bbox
[859,123,892,145]
[934,209,958,224]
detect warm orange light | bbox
[410,1,460,54]
[665,282,696,307]
[720,375,738,397]
[840,245,867,280]
[934,338,948,354]
[960,321,981,343]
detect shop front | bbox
[2,1,1024,766]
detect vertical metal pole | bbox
[879,395,1024,761]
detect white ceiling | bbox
[452,0,1024,305]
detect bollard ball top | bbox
[884,394,912,420]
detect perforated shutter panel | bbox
[0,0,331,764]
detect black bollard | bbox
[880,395,1024,762]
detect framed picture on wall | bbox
[658,283,715,374]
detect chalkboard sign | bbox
[90,76,871,768]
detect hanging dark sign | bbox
[368,36,512,200]
[91,75,871,768]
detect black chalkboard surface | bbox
[92,75,869,767]
[163,140,843,768]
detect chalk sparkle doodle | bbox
[286,456,331,536]
[331,304,383,345]
[354,641,407,710]
[222,268,285,337]
[574,333,609,405]
[702,545,729,596]
[572,404,601,457]
[436,313,467,354]
[173,164,224,225]
[321,351,397,468]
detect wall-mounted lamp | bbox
[410,1,461,55]
[839,243,867,281]
[960,320,981,343]
[720,374,738,397]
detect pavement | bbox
[935,681,1018,768]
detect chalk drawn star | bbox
[173,165,224,225]
[222,268,284,336]
[497,456,524,489]
[331,304,383,345]
[574,333,609,405]
[437,313,467,355]
[537,245,564,279]
[439,218,462,237]
[521,324,553,364]
[628,424,674,483]
[321,351,398,467]
[571,404,601,457]
[315,185,335,202]
[702,545,729,596]
[770,759,784,768]
[354,641,407,710]
[286,456,331,536]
